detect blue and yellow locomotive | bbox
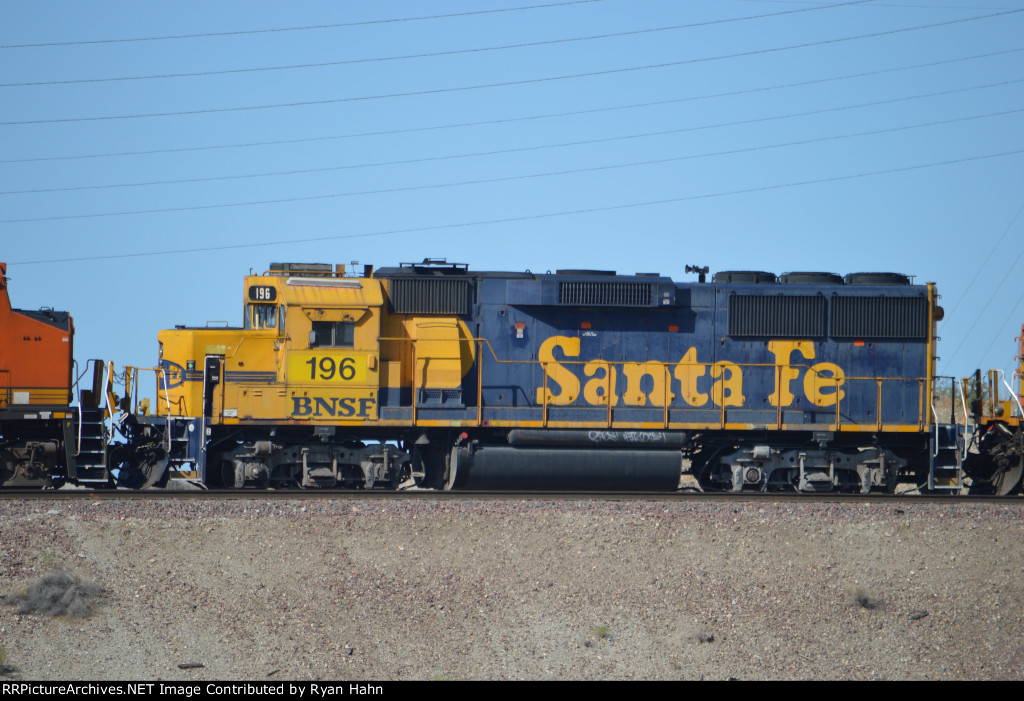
[109,259,981,493]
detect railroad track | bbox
[1,487,1020,505]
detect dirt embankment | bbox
[1,498,1023,680]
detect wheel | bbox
[992,460,1024,496]
[112,443,169,489]
[966,424,1024,495]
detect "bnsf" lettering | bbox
[292,396,376,418]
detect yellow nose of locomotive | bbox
[156,264,386,425]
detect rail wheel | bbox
[111,443,170,489]
[411,444,447,490]
[688,450,721,492]
[1,442,61,488]
[966,423,1024,495]
[992,460,1024,495]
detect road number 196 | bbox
[305,356,356,381]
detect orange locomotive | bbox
[0,263,106,487]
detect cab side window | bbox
[248,304,280,330]
[310,321,354,348]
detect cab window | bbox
[310,321,354,348]
[247,304,280,330]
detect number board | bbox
[248,285,277,302]
[288,351,370,385]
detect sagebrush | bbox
[5,572,106,618]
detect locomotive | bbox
[3,259,1022,493]
[0,263,108,488]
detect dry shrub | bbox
[6,572,106,618]
[844,584,880,610]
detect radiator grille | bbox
[389,278,471,315]
[830,296,928,339]
[728,295,826,337]
[558,281,653,307]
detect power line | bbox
[940,199,1024,330]
[9,148,1024,265]
[0,1,876,88]
[3,46,1019,165]
[941,199,1024,372]
[730,0,1021,10]
[3,8,1019,127]
[4,81,1021,196]
[977,286,1024,372]
[0,1,607,50]
[3,138,1022,225]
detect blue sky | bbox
[2,0,1023,398]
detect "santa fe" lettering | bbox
[534,336,844,409]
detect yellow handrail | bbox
[379,335,930,431]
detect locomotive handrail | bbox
[73,359,103,457]
[957,377,970,425]
[996,369,1024,418]
[72,358,97,404]
[334,336,934,432]
[477,338,484,427]
[103,361,116,441]
[118,365,165,416]
[542,362,548,428]
[113,361,186,454]
[955,376,970,465]
[158,367,175,452]
[74,359,88,456]
[75,403,82,457]
[145,362,183,419]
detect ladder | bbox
[928,423,964,492]
[71,406,110,484]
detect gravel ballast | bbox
[1,497,1023,680]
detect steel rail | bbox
[1,488,1020,506]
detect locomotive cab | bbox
[154,263,404,488]
[158,264,383,425]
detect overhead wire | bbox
[4,147,1019,232]
[940,199,1024,328]
[3,8,1020,127]
[9,148,1024,265]
[3,46,1020,166]
[940,199,1024,373]
[729,0,1021,10]
[3,82,1022,196]
[0,1,877,88]
[0,0,608,49]
[977,285,1024,372]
